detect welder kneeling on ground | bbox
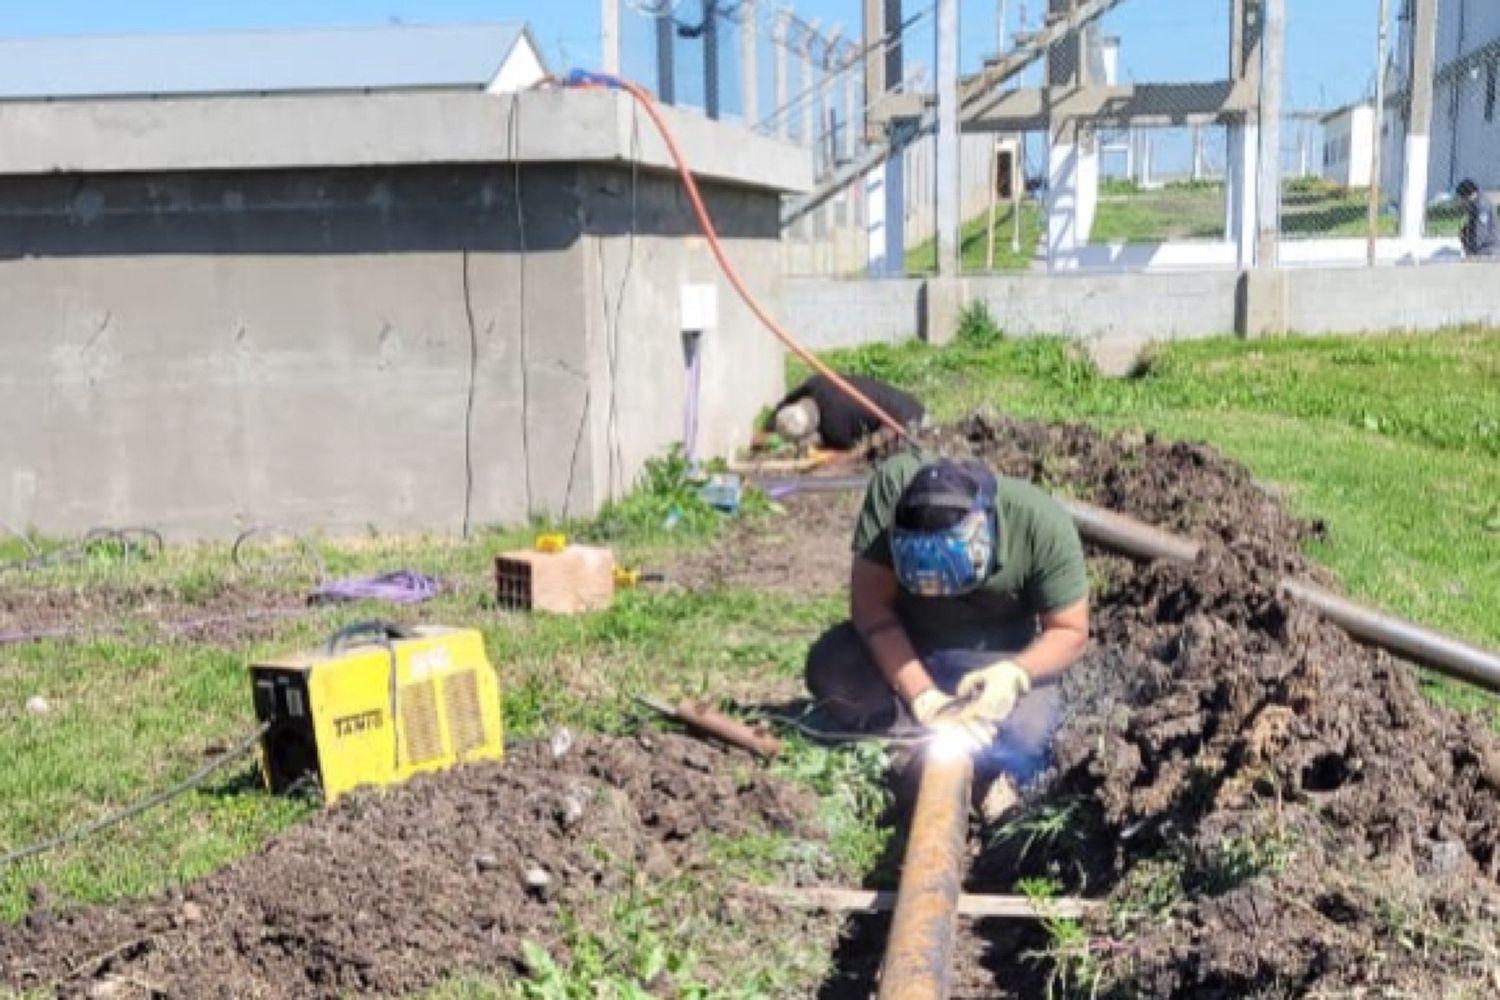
[805,453,1089,823]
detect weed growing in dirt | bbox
[1020,876,1103,1000]
[990,799,1084,864]
[589,447,771,543]
[771,738,892,875]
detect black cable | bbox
[230,524,328,586]
[0,723,271,869]
[460,249,480,538]
[0,526,163,575]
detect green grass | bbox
[905,201,1043,273]
[905,180,1470,256]
[0,456,881,997]
[799,326,1500,724]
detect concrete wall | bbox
[0,92,803,538]
[781,263,1500,349]
[779,277,926,348]
[1254,259,1500,335]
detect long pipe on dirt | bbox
[877,750,973,1000]
[1062,497,1500,694]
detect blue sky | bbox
[0,0,1381,111]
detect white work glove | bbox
[955,660,1032,726]
[910,689,996,755]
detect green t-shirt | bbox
[852,452,1087,651]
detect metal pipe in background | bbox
[1058,497,1204,564]
[1063,497,1500,695]
[877,751,973,1000]
[754,477,1500,694]
[1279,578,1500,693]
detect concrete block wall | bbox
[0,146,795,538]
[778,278,926,349]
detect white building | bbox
[1321,103,1376,188]
[1384,0,1500,199]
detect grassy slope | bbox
[797,327,1500,721]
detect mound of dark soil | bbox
[0,735,816,999]
[931,416,1500,996]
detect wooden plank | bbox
[747,885,1100,920]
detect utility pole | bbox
[1367,0,1390,266]
[1401,0,1437,245]
[1255,0,1284,268]
[600,0,620,74]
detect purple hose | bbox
[310,570,441,605]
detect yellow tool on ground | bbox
[250,622,504,804]
[534,533,568,553]
[614,567,667,589]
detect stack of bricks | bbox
[495,544,616,614]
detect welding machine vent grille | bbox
[444,670,487,754]
[400,680,444,765]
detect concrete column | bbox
[1401,0,1437,242]
[704,0,721,120]
[801,25,818,149]
[936,0,960,276]
[601,0,620,74]
[656,14,676,104]
[1047,120,1081,269]
[1225,121,1260,266]
[863,0,886,140]
[773,14,790,139]
[843,43,858,160]
[1255,0,1284,268]
[741,0,758,125]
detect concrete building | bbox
[0,28,809,538]
[1385,0,1500,199]
[0,23,549,99]
[1320,104,1376,188]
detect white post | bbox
[1367,0,1390,266]
[742,0,759,125]
[1401,0,1437,244]
[774,13,790,139]
[936,0,960,276]
[1255,0,1285,268]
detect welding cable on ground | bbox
[0,723,271,869]
[230,525,329,586]
[559,70,919,449]
[0,526,164,575]
[309,570,442,606]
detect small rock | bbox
[1480,751,1500,791]
[1423,839,1466,878]
[181,901,204,924]
[86,979,123,1000]
[557,794,585,829]
[549,727,574,760]
[473,852,500,873]
[24,695,51,717]
[682,746,713,773]
[524,866,554,900]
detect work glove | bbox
[910,689,997,755]
[955,660,1032,726]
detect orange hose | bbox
[593,77,918,446]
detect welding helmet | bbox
[889,459,999,597]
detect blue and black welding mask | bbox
[889,459,999,597]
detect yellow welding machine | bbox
[249,622,504,805]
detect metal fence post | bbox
[741,0,759,124]
[1255,0,1284,268]
[656,10,677,104]
[1401,0,1437,244]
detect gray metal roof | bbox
[0,23,538,101]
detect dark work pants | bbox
[805,621,1062,786]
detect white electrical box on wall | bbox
[679,283,718,334]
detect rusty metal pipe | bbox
[676,698,783,759]
[1278,578,1500,693]
[1063,498,1500,694]
[1060,497,1204,564]
[877,750,973,1000]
